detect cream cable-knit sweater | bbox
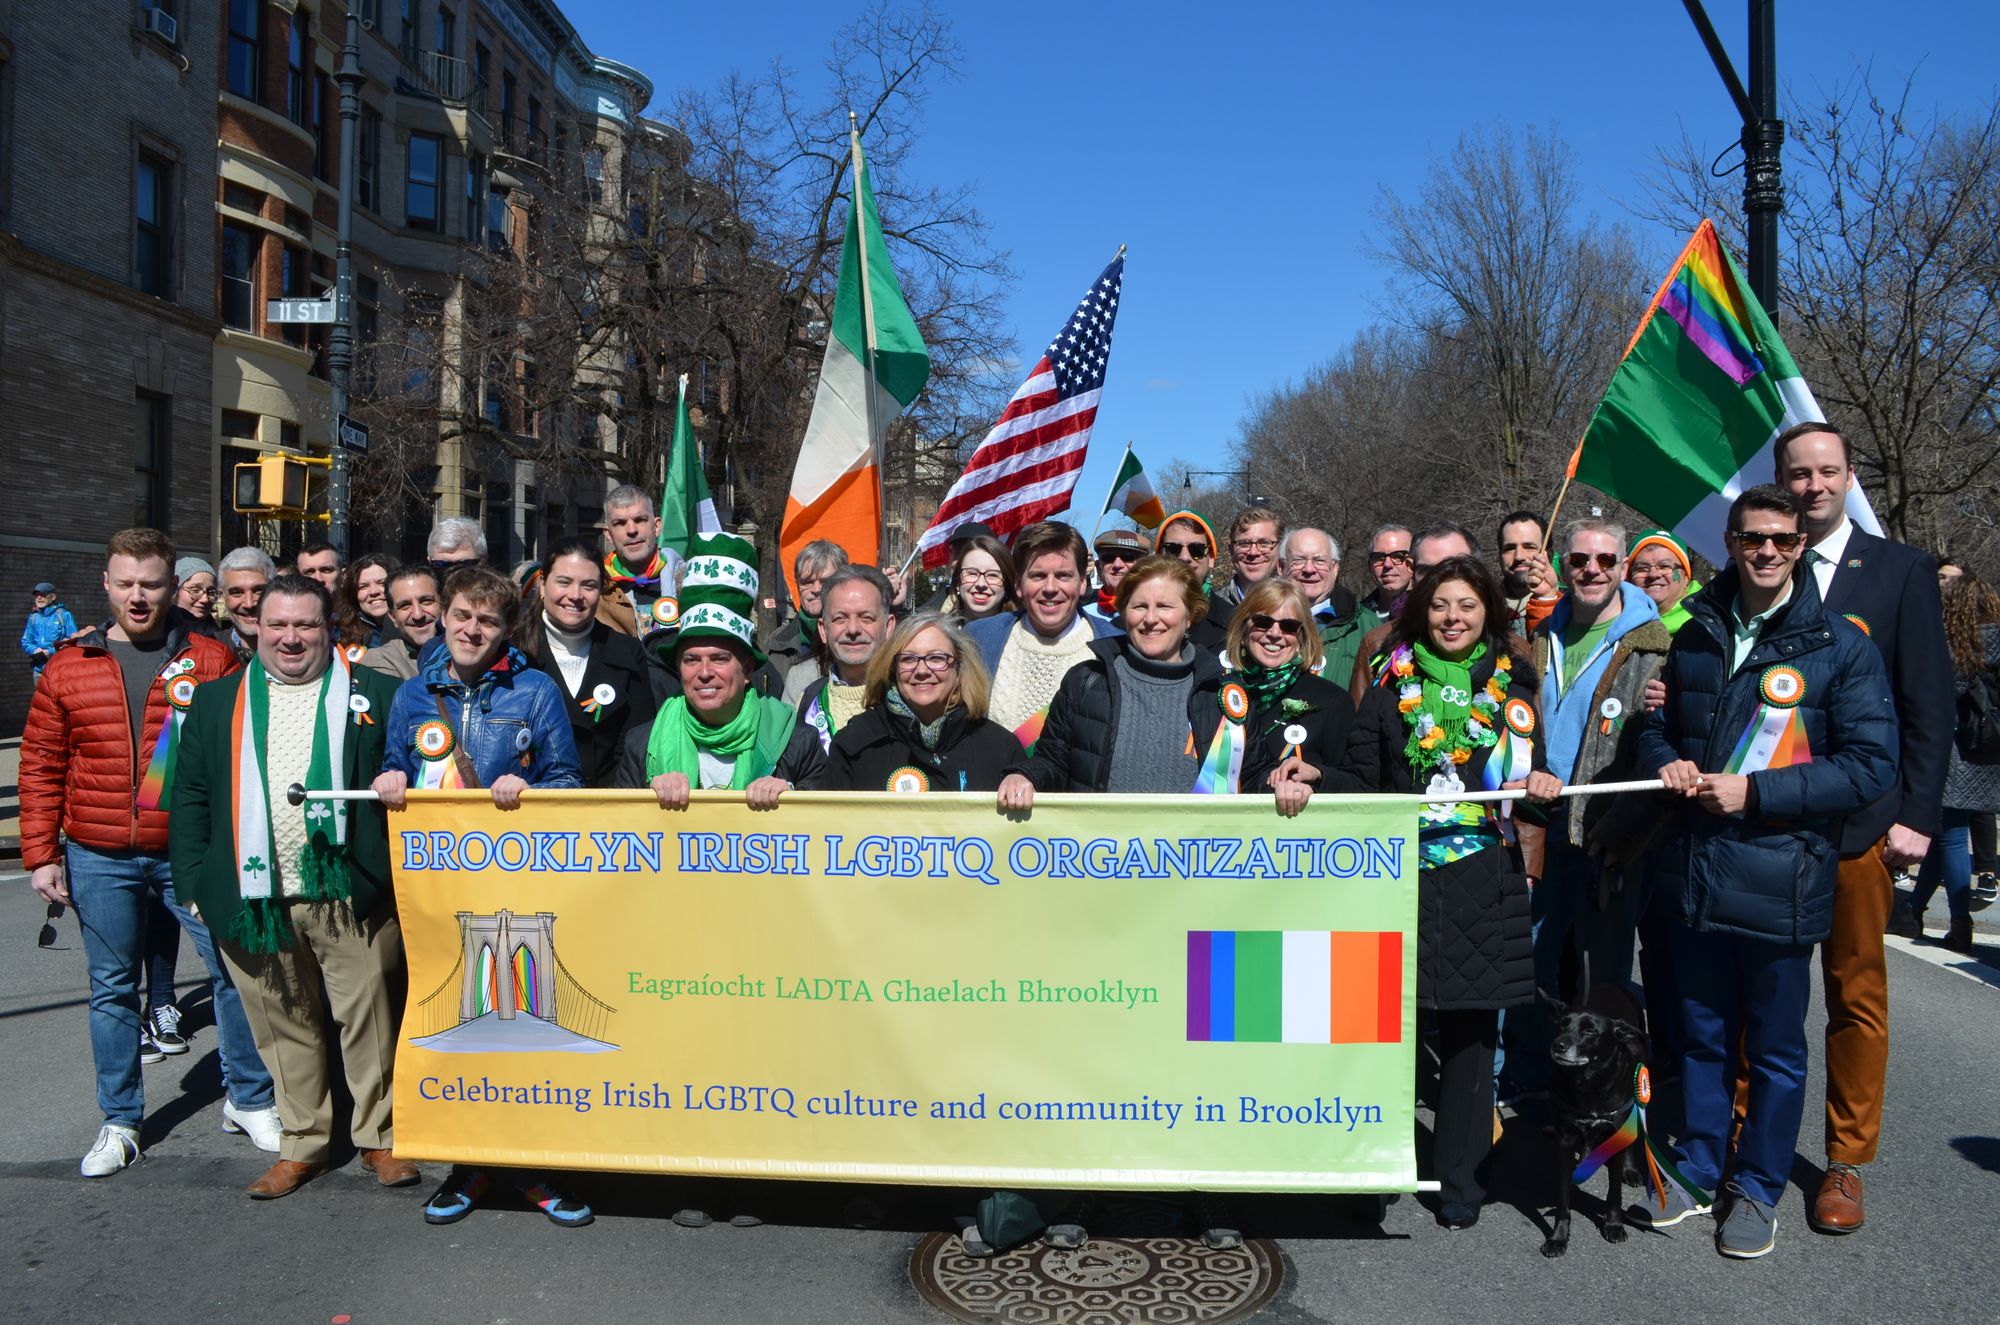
[986,616,1096,737]
[264,676,321,898]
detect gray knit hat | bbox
[175,556,216,583]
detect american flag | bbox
[917,252,1125,567]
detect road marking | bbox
[1886,931,2000,992]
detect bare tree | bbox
[1646,73,2000,564]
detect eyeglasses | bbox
[1246,613,1304,638]
[1368,549,1414,566]
[37,901,63,949]
[1565,552,1620,572]
[1628,559,1684,580]
[1161,541,1210,558]
[958,569,1005,585]
[894,652,958,673]
[430,558,480,578]
[180,586,219,602]
[1232,538,1278,553]
[1729,530,1804,551]
[1285,556,1333,570]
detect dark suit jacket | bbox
[527,624,668,789]
[1818,526,1953,849]
[169,664,401,945]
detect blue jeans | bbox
[66,842,274,1126]
[1671,924,1811,1207]
[1911,807,1974,925]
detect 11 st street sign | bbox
[267,296,336,324]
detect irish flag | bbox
[1101,443,1167,529]
[659,373,720,560]
[1567,220,1879,565]
[779,124,929,599]
[1186,930,1403,1045]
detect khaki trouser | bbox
[1822,840,1892,1165]
[219,900,405,1164]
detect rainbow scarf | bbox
[604,548,668,591]
[1571,1065,1712,1213]
[1012,706,1050,754]
[227,655,353,953]
[135,657,201,811]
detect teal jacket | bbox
[169,665,401,946]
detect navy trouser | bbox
[1669,924,1811,1207]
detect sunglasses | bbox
[1161,541,1210,558]
[1247,613,1304,638]
[1730,530,1805,551]
[1368,549,1414,566]
[1097,549,1141,564]
[37,901,63,949]
[1566,552,1620,572]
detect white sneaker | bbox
[221,1102,283,1152]
[81,1123,142,1178]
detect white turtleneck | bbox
[544,613,592,696]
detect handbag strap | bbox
[433,692,484,789]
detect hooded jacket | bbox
[1636,565,1898,944]
[1536,582,1662,786]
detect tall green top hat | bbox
[667,531,764,664]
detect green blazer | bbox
[169,664,401,943]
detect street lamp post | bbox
[326,5,364,555]
[1682,0,1784,324]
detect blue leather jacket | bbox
[383,645,582,788]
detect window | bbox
[134,392,170,528]
[286,11,310,125]
[227,0,261,101]
[313,73,332,180]
[281,421,302,452]
[223,181,263,216]
[399,0,420,61]
[464,152,484,243]
[284,205,310,236]
[135,152,171,297]
[484,482,511,564]
[221,410,260,442]
[357,108,381,211]
[355,275,380,394]
[436,5,454,54]
[220,222,257,330]
[473,42,489,104]
[356,0,380,25]
[527,96,541,156]
[482,356,507,428]
[486,186,508,252]
[280,245,308,346]
[582,147,604,204]
[500,72,515,146]
[405,132,441,229]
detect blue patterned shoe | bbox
[423,1169,491,1225]
[517,1176,594,1228]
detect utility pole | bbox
[326,4,364,555]
[1682,0,1784,325]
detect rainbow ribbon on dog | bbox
[1572,1065,1712,1213]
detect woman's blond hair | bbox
[862,613,992,720]
[1225,578,1323,673]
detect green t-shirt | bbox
[1559,617,1614,695]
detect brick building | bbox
[0,0,221,732]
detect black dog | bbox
[1542,983,1649,1258]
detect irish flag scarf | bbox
[227,655,354,953]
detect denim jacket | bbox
[383,645,582,788]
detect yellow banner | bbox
[390,791,1421,1192]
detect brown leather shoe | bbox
[246,1159,326,1200]
[1811,1162,1865,1233]
[358,1148,421,1187]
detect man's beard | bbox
[1501,569,1531,598]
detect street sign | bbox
[267,296,336,324]
[337,414,370,453]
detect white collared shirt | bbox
[1731,580,1796,673]
[1807,516,1854,602]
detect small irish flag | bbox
[1101,443,1167,530]
[1187,930,1402,1044]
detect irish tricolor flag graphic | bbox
[1101,443,1167,530]
[779,122,929,599]
[1186,931,1402,1045]
[1567,220,1880,565]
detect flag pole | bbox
[848,111,889,560]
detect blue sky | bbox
[564,0,1997,526]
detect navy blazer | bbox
[1818,527,1953,848]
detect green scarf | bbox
[645,693,792,789]
[230,657,353,954]
[1239,658,1303,715]
[1400,640,1491,777]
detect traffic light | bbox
[232,456,310,513]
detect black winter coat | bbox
[1244,672,1352,791]
[1635,565,1897,945]
[527,624,667,788]
[1011,638,1226,792]
[826,705,1024,793]
[1331,648,1544,1011]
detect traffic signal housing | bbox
[232,455,311,514]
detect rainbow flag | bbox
[1567,220,1880,565]
[1186,930,1402,1045]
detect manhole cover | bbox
[910,1229,1282,1325]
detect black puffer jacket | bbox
[1331,649,1544,1011]
[826,704,1023,793]
[1011,637,1225,792]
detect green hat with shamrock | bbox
[666,531,764,664]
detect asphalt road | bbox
[3,869,1997,1325]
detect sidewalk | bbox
[1,735,17,860]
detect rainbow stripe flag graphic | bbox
[1566,220,1881,566]
[1186,931,1402,1045]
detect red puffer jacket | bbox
[19,622,240,870]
